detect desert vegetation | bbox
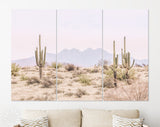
[104,37,148,101]
[11,36,148,101]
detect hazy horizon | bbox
[12,10,148,60]
[12,48,148,61]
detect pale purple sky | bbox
[12,10,148,60]
[12,10,56,60]
[103,10,148,60]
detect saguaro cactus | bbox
[35,34,46,79]
[121,36,135,79]
[112,41,118,87]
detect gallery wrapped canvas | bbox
[11,10,148,101]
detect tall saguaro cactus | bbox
[112,41,118,87]
[35,34,46,79]
[121,36,135,79]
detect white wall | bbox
[0,0,160,126]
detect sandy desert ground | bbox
[11,63,148,101]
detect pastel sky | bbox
[12,10,56,60]
[12,10,148,60]
[103,10,148,60]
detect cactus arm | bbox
[130,59,135,69]
[116,54,118,68]
[39,34,41,65]
[35,48,39,66]
[128,52,130,69]
[43,46,46,66]
[41,50,43,65]
[124,36,126,55]
[113,41,115,66]
[121,48,123,64]
[122,59,126,68]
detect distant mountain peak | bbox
[12,48,148,67]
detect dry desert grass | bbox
[11,63,148,101]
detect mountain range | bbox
[12,48,148,67]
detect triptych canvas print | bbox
[11,10,148,101]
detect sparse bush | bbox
[72,70,84,78]
[103,78,115,88]
[20,74,29,81]
[105,67,135,81]
[103,65,108,70]
[57,89,64,93]
[79,75,91,85]
[104,67,113,79]
[64,92,73,97]
[27,77,40,85]
[91,68,99,73]
[41,78,54,88]
[128,69,136,79]
[52,79,63,85]
[116,68,126,80]
[11,63,20,76]
[76,66,79,70]
[47,72,52,76]
[65,64,75,71]
[75,88,87,98]
[121,83,148,101]
[57,79,63,84]
[51,62,62,69]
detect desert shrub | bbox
[116,68,126,80]
[72,70,84,78]
[121,83,148,101]
[103,78,115,88]
[79,75,91,85]
[57,79,62,84]
[103,65,108,70]
[41,78,54,88]
[51,62,62,69]
[91,68,99,73]
[64,92,73,97]
[47,72,52,76]
[65,64,75,71]
[128,69,136,79]
[51,62,56,68]
[20,74,29,81]
[11,63,20,76]
[52,79,63,84]
[57,63,62,69]
[75,88,88,98]
[27,77,40,84]
[104,67,113,79]
[104,67,135,81]
[57,89,64,93]
[76,66,79,70]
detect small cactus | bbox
[121,36,135,79]
[35,34,46,79]
[112,40,118,87]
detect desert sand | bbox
[11,63,148,101]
